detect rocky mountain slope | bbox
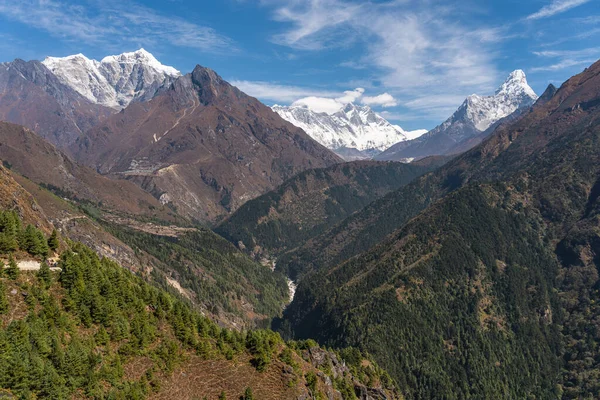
[0,121,173,220]
[43,49,181,110]
[277,60,600,398]
[0,59,112,148]
[217,160,443,266]
[376,70,538,161]
[0,120,293,327]
[73,65,341,223]
[273,103,426,160]
[0,171,399,399]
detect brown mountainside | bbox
[0,59,112,149]
[73,65,341,223]
[0,121,174,220]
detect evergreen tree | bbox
[242,387,254,400]
[6,255,18,280]
[37,261,52,289]
[0,280,8,314]
[47,229,59,252]
[0,211,18,254]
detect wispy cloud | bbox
[0,0,236,53]
[260,0,501,118]
[527,0,591,20]
[230,80,341,104]
[531,59,596,71]
[532,46,600,72]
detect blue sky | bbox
[0,0,598,130]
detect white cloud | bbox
[527,0,591,20]
[531,46,600,72]
[263,0,500,119]
[234,79,396,114]
[230,80,339,103]
[336,88,364,104]
[0,0,235,53]
[362,93,397,107]
[292,97,346,113]
[291,87,367,114]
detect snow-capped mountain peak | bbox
[100,48,180,77]
[42,49,181,109]
[463,69,537,131]
[375,69,538,162]
[273,102,426,160]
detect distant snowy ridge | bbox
[376,70,538,162]
[43,49,181,109]
[272,103,426,159]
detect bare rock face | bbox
[73,65,341,223]
[0,59,112,149]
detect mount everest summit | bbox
[4,47,539,166]
[272,103,427,160]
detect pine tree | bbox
[242,387,254,400]
[0,211,18,254]
[37,261,52,289]
[47,229,59,252]
[0,280,8,314]
[6,255,18,280]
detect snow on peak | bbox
[462,70,538,131]
[42,49,181,109]
[273,102,426,159]
[496,69,537,99]
[100,48,180,77]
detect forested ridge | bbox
[0,209,399,399]
[273,60,600,398]
[102,222,289,327]
[216,161,437,266]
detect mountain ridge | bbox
[278,59,600,399]
[42,48,181,109]
[0,59,112,148]
[72,64,342,223]
[273,102,426,160]
[376,70,538,161]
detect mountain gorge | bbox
[273,103,427,160]
[0,164,399,399]
[217,159,444,262]
[274,60,600,398]
[1,38,599,400]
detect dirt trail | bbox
[155,98,199,143]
